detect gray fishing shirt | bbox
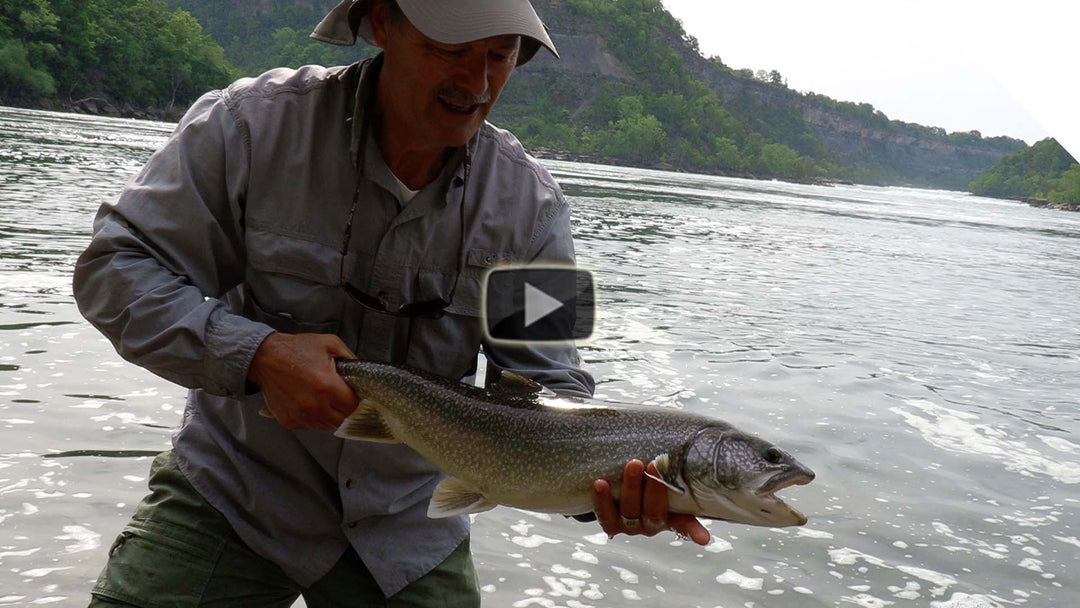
[73,56,594,596]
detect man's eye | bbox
[429,42,466,56]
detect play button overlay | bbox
[524,282,564,328]
[483,265,595,344]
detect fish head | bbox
[683,426,815,527]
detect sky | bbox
[661,0,1079,156]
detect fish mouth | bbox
[754,466,816,525]
[757,465,815,497]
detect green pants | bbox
[89,451,480,607]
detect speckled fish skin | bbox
[334,359,815,527]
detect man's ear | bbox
[367,0,392,48]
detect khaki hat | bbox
[311,0,558,66]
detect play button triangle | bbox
[524,282,565,328]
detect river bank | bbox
[0,95,184,123]
[1014,196,1080,212]
[528,146,854,188]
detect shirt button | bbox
[345,479,356,489]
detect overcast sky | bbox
[661,0,1078,155]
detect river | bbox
[1,106,1077,607]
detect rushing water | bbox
[1,105,1078,607]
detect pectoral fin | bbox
[646,454,687,495]
[497,371,556,398]
[259,405,275,419]
[428,477,497,518]
[333,399,399,443]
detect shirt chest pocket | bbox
[405,248,513,377]
[244,229,343,334]
[413,248,514,317]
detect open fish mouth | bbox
[756,463,815,497]
[754,466,815,523]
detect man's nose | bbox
[455,49,490,98]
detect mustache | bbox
[436,86,492,107]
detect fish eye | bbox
[764,446,784,464]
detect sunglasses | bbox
[338,148,469,319]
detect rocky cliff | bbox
[517,0,1023,189]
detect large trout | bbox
[332,360,815,527]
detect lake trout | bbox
[332,359,815,527]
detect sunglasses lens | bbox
[343,280,448,319]
[399,298,450,319]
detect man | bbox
[74,0,708,605]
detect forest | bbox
[968,138,1080,208]
[0,0,235,111]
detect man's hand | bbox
[591,460,710,545]
[247,332,358,431]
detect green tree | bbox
[586,95,667,163]
[970,138,1077,199]
[1050,164,1080,205]
[152,8,235,109]
[0,0,236,110]
[0,38,55,96]
[712,136,743,171]
[757,143,801,176]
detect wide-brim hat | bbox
[311,0,558,66]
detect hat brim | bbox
[311,0,557,66]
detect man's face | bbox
[374,8,521,151]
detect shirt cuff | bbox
[204,308,276,398]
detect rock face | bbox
[519,0,1023,189]
[523,1,634,82]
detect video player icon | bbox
[483,265,595,344]
[524,282,564,328]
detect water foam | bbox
[893,399,1080,484]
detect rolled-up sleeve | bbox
[73,90,273,397]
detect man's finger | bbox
[641,462,669,533]
[591,479,621,537]
[320,337,360,418]
[318,333,357,361]
[669,514,711,546]
[619,460,645,520]
[327,380,360,418]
